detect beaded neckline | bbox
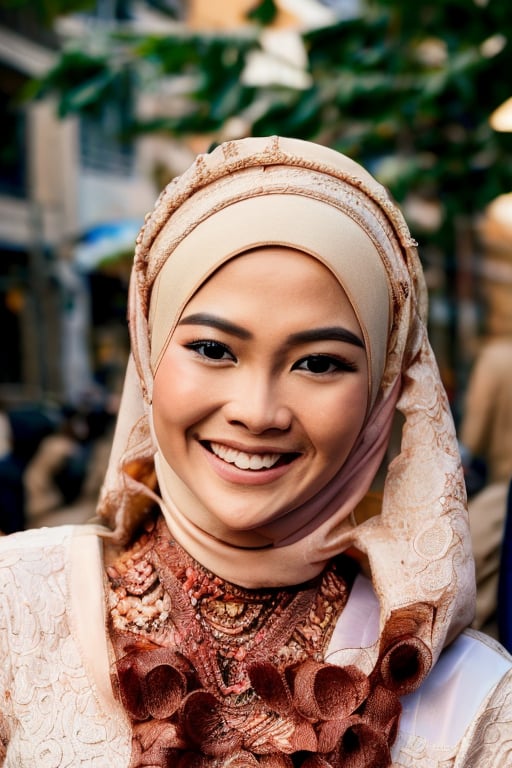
[105,515,400,768]
[107,515,353,701]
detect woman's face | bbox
[152,247,369,540]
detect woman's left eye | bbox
[292,355,357,375]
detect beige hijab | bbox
[97,136,475,680]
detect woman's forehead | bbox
[180,246,365,341]
[186,246,346,298]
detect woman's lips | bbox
[199,440,300,483]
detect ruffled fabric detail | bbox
[104,517,427,768]
[113,646,402,767]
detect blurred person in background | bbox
[0,406,56,535]
[459,335,512,633]
[24,399,118,529]
[0,400,11,461]
[24,405,90,522]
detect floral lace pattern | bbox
[0,526,129,767]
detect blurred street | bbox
[0,400,115,536]
[28,495,96,529]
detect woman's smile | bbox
[152,246,369,539]
[203,440,300,471]
[198,438,302,486]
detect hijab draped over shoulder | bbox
[97,135,475,689]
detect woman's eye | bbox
[186,340,235,361]
[293,355,357,375]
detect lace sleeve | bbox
[455,667,512,767]
[0,528,130,766]
[0,653,9,764]
[0,554,14,765]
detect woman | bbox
[1,135,511,767]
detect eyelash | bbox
[293,355,358,375]
[185,340,358,375]
[186,340,234,361]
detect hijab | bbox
[97,135,475,682]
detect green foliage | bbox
[27,50,119,116]
[28,0,512,255]
[246,0,278,26]
[1,0,95,25]
[131,32,258,133]
[268,5,512,252]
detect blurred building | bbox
[0,1,193,408]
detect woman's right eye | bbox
[185,340,236,362]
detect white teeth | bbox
[209,442,281,470]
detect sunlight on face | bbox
[152,247,368,542]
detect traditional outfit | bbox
[1,136,511,767]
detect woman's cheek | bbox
[153,353,220,427]
[311,384,367,458]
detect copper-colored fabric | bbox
[97,136,474,705]
[106,516,409,767]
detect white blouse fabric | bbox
[0,524,511,767]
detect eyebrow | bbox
[178,312,365,349]
[287,327,365,349]
[178,313,251,339]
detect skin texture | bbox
[152,247,368,546]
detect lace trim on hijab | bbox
[105,516,431,767]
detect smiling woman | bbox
[152,247,369,546]
[0,136,511,767]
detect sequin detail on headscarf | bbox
[106,516,415,767]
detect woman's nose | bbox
[223,373,292,434]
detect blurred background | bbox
[1,0,512,535]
